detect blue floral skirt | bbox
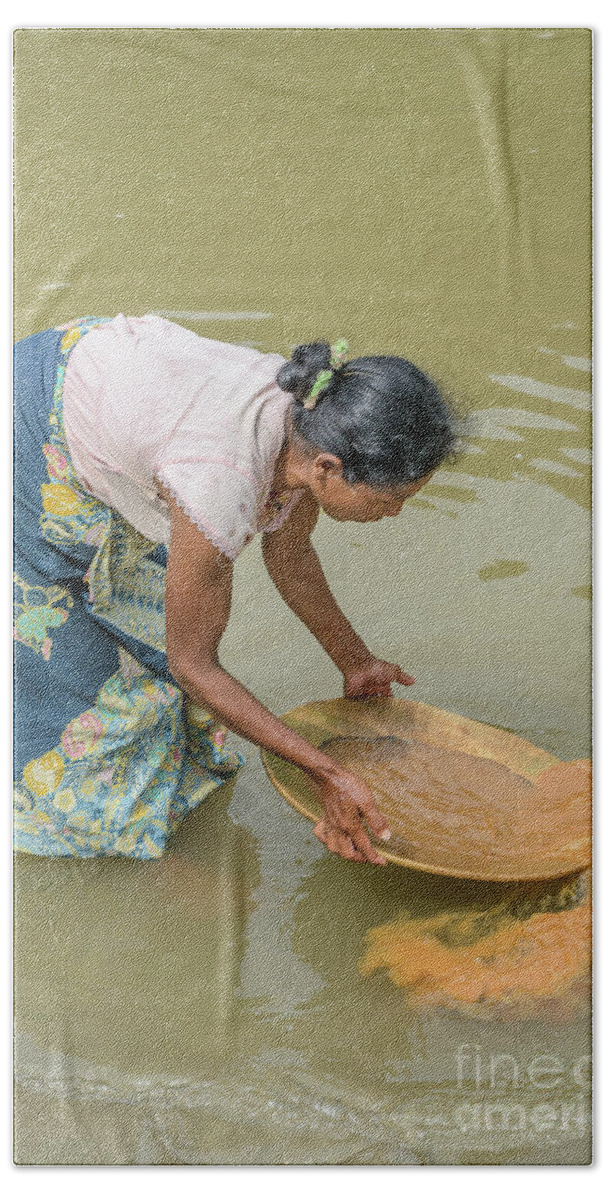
[13,318,244,858]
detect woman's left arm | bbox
[262,493,415,697]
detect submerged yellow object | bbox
[261,698,591,881]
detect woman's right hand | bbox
[164,496,393,869]
[313,768,391,865]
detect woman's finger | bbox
[324,786,391,844]
[334,831,367,862]
[351,690,392,700]
[313,818,327,844]
[348,824,387,865]
[355,793,391,842]
[323,825,346,857]
[327,823,380,865]
[324,802,388,865]
[315,816,381,865]
[394,667,415,686]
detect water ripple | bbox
[489,374,591,411]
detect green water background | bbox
[13,28,592,1164]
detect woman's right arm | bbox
[164,495,390,864]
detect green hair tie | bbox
[303,368,332,410]
[330,338,349,368]
[302,339,349,410]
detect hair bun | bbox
[277,342,332,404]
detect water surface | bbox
[14,28,591,1164]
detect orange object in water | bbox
[359,880,591,1022]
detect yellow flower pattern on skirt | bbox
[13,575,73,661]
[15,656,241,858]
[14,317,244,859]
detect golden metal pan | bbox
[261,698,591,881]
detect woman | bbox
[13,314,455,864]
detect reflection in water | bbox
[478,559,529,580]
[424,483,479,504]
[474,407,579,435]
[228,754,327,1015]
[14,1031,425,1166]
[488,374,591,412]
[151,309,273,321]
[562,356,592,372]
[529,457,581,478]
[14,780,261,1075]
[572,585,592,601]
[562,446,592,465]
[462,370,591,510]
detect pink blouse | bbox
[62,314,305,559]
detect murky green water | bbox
[14,28,592,1164]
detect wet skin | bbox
[160,442,432,867]
[273,445,432,861]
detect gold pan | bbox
[261,698,591,881]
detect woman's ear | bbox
[311,453,343,482]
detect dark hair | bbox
[277,342,457,488]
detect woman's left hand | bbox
[343,657,415,698]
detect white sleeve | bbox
[157,459,259,560]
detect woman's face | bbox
[309,458,433,523]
